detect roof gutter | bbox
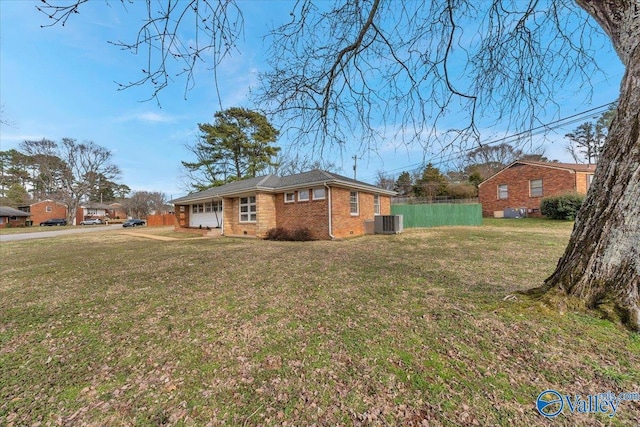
[324,183,335,240]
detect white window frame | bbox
[373,194,380,215]
[312,187,325,200]
[298,189,310,202]
[213,200,222,212]
[529,179,543,197]
[498,184,508,200]
[192,203,204,214]
[205,202,213,213]
[239,196,257,222]
[350,191,359,215]
[587,174,594,189]
[284,192,295,203]
[45,206,52,212]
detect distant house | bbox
[478,161,596,217]
[108,202,128,220]
[0,206,30,228]
[169,169,396,239]
[17,200,68,226]
[75,203,112,225]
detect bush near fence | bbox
[391,203,482,228]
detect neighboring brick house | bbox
[75,203,111,225]
[108,202,128,220]
[478,161,596,217]
[169,169,395,239]
[0,206,30,228]
[17,200,68,226]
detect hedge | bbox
[540,192,585,220]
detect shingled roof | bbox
[0,206,30,217]
[169,169,396,204]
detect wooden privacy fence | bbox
[146,213,176,227]
[391,203,482,228]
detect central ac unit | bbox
[374,215,403,234]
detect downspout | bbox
[324,183,335,240]
[220,198,225,236]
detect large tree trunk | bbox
[543,1,640,330]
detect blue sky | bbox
[0,1,625,198]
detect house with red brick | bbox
[75,203,112,225]
[478,161,596,217]
[169,169,396,239]
[107,202,128,220]
[0,206,30,228]
[17,200,68,226]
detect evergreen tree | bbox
[395,171,413,196]
[414,163,447,199]
[182,107,280,191]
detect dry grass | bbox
[1,221,639,426]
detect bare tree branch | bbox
[38,0,243,105]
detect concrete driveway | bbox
[0,224,124,242]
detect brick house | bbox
[478,161,596,217]
[0,206,30,228]
[108,202,128,220]
[75,203,111,225]
[17,200,68,226]
[169,169,396,239]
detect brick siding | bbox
[177,187,392,239]
[478,163,593,217]
[276,187,330,239]
[29,201,67,225]
[222,196,257,237]
[175,205,190,228]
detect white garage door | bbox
[189,201,223,228]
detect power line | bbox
[361,101,616,180]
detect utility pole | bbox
[352,155,358,179]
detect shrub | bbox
[264,227,314,241]
[540,192,585,220]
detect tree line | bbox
[0,138,167,221]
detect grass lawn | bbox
[1,221,638,426]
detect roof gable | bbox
[478,161,596,187]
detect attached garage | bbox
[188,199,223,228]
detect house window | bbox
[213,200,222,212]
[192,203,204,214]
[312,187,325,200]
[284,192,295,203]
[530,179,543,197]
[373,194,380,215]
[350,191,359,215]
[587,174,594,190]
[46,206,52,212]
[205,202,213,213]
[239,196,257,222]
[298,190,309,202]
[498,184,508,200]
[180,206,185,212]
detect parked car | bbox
[79,218,105,225]
[122,219,145,227]
[39,218,67,226]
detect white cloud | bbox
[0,133,49,148]
[114,111,177,123]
